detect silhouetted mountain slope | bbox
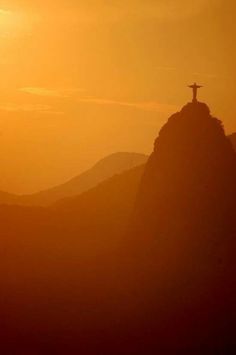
[1,165,146,354]
[130,101,236,350]
[229,132,236,151]
[30,152,147,206]
[0,152,147,206]
[1,163,145,257]
[1,136,236,208]
[134,102,236,238]
[1,103,236,353]
[0,191,20,204]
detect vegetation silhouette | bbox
[1,101,236,354]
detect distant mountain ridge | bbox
[0,152,148,206]
[0,133,236,208]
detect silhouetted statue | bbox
[188,82,202,102]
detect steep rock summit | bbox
[134,101,236,241]
[129,101,236,351]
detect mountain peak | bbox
[181,100,210,115]
[129,102,236,348]
[154,101,223,155]
[133,100,236,243]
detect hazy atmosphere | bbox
[2,2,236,354]
[0,0,235,193]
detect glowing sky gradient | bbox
[0,0,235,193]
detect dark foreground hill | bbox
[130,101,236,351]
[229,132,236,151]
[1,165,146,354]
[1,102,236,354]
[0,152,148,206]
[1,136,236,208]
[134,102,236,239]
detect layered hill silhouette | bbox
[1,134,236,208]
[1,101,236,353]
[0,152,147,206]
[1,165,146,354]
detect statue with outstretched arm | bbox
[188,82,203,102]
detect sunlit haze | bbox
[0,0,235,193]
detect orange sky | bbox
[0,0,235,194]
